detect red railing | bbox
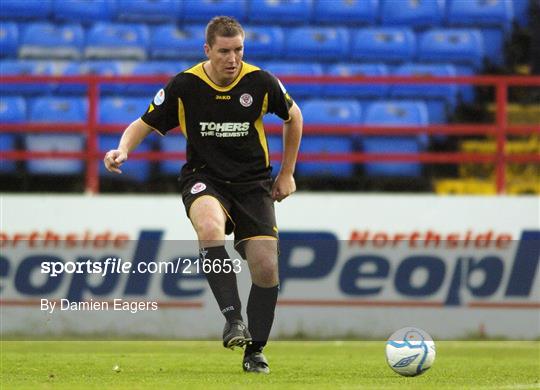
[1,74,539,194]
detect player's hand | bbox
[103,149,127,174]
[272,172,296,202]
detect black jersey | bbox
[140,61,294,182]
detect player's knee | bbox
[193,218,224,241]
[252,259,279,286]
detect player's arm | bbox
[103,118,153,174]
[272,102,303,202]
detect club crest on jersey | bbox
[153,89,165,106]
[190,182,207,194]
[239,93,253,107]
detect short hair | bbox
[205,16,244,47]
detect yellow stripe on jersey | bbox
[178,97,187,138]
[184,61,260,92]
[254,93,269,167]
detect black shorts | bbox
[180,171,278,257]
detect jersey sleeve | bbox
[140,77,179,135]
[265,72,294,122]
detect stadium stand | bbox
[417,28,485,71]
[312,0,379,24]
[249,0,312,24]
[183,0,247,22]
[243,26,284,59]
[324,63,389,98]
[159,135,187,176]
[0,96,25,173]
[390,63,459,124]
[99,97,152,182]
[0,0,536,194]
[297,99,361,178]
[25,97,87,175]
[285,27,350,60]
[361,101,429,178]
[0,22,18,58]
[262,61,324,97]
[53,0,116,23]
[19,23,84,60]
[0,0,52,20]
[57,60,123,95]
[381,0,445,28]
[125,61,187,95]
[351,28,416,62]
[0,60,55,94]
[85,23,149,60]
[116,0,180,23]
[149,25,205,60]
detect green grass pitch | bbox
[1,341,539,389]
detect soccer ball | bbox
[385,327,436,377]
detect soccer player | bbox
[103,16,303,374]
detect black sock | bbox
[201,246,242,322]
[245,283,279,355]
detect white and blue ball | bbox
[385,327,436,376]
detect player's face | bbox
[204,34,244,85]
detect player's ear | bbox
[204,43,210,58]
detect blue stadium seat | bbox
[417,29,484,70]
[85,23,149,60]
[30,97,87,123]
[24,134,85,175]
[0,96,26,122]
[324,63,389,98]
[99,97,150,125]
[159,135,187,175]
[362,101,429,177]
[313,0,378,24]
[285,27,350,60]
[98,96,150,183]
[352,28,416,62]
[265,134,282,176]
[243,26,284,59]
[26,97,87,175]
[446,0,514,31]
[301,99,362,125]
[116,0,180,22]
[297,136,355,178]
[149,25,205,60]
[0,60,54,94]
[57,61,123,95]
[297,99,361,177]
[183,0,247,22]
[0,23,18,58]
[512,0,530,27]
[19,23,84,60]
[447,0,513,65]
[391,63,458,107]
[381,0,444,28]
[0,0,52,20]
[262,61,323,97]
[53,0,116,23]
[99,134,151,182]
[248,0,312,24]
[0,134,17,173]
[125,61,187,95]
[0,96,25,172]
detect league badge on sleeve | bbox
[154,89,165,106]
[191,182,207,194]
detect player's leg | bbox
[243,237,279,374]
[189,196,250,348]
